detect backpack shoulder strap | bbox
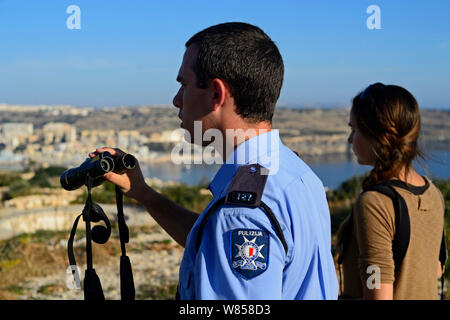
[437,190,448,270]
[366,182,410,275]
[439,230,448,270]
[439,229,448,300]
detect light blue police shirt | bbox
[177,130,338,299]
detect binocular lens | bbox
[100,157,114,172]
[113,154,137,174]
[122,154,136,170]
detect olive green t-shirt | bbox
[341,177,445,300]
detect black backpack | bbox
[337,180,447,299]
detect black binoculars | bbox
[60,151,136,191]
[63,151,137,300]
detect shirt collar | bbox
[207,129,280,198]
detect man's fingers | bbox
[103,171,118,183]
[102,171,131,194]
[89,147,125,158]
[95,147,118,156]
[103,171,124,185]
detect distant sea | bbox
[141,149,450,190]
[1,150,448,191]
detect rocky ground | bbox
[7,212,185,300]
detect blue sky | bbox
[0,0,449,109]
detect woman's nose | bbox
[347,132,354,144]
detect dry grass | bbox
[0,230,121,299]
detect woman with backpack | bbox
[337,83,446,299]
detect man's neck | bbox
[220,121,272,162]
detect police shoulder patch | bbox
[230,229,269,279]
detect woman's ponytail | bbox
[351,83,423,190]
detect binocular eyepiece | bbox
[60,151,136,191]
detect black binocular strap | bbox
[68,177,136,300]
[84,180,94,270]
[115,186,135,300]
[67,213,82,288]
[66,176,105,300]
[84,177,106,300]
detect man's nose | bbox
[173,88,182,109]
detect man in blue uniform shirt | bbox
[92,22,338,299]
[179,129,338,299]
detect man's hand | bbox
[89,147,147,201]
[90,146,199,247]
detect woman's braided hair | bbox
[351,83,424,191]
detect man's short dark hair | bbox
[186,22,284,123]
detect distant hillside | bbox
[1,105,448,153]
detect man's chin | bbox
[182,132,214,147]
[180,121,216,147]
[181,127,199,145]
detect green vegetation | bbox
[7,179,33,198]
[136,281,178,300]
[327,175,366,203]
[159,183,212,213]
[0,166,66,200]
[71,180,130,205]
[0,171,22,186]
[434,179,450,280]
[29,166,66,188]
[327,175,366,236]
[71,181,213,214]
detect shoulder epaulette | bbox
[195,164,288,254]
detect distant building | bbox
[80,129,116,146]
[42,122,77,144]
[0,122,34,148]
[160,130,185,143]
[117,130,141,148]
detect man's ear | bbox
[210,78,229,111]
